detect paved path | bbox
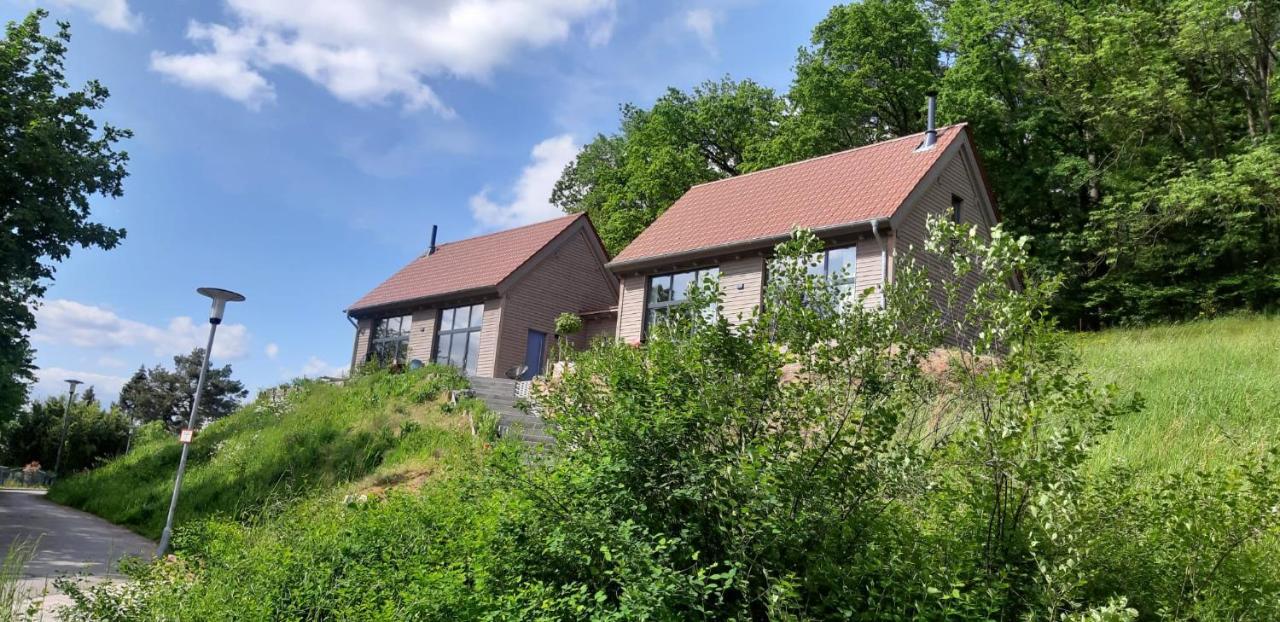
[1,489,154,616]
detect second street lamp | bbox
[155,287,245,557]
[52,378,82,477]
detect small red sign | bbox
[179,429,194,444]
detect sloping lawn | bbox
[47,366,490,540]
[1077,314,1280,474]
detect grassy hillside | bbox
[43,314,1280,620]
[1077,314,1280,474]
[48,366,495,540]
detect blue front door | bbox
[523,330,547,380]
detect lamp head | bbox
[197,287,245,324]
[65,379,83,388]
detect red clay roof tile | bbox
[610,125,965,266]
[348,213,583,313]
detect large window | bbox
[644,266,720,336]
[808,246,857,308]
[368,315,411,364]
[435,303,484,375]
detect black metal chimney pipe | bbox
[923,91,938,149]
[428,225,438,255]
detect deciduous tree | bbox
[0,11,130,422]
[552,77,784,253]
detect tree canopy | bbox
[118,349,248,432]
[555,0,1280,326]
[0,391,129,473]
[0,10,131,422]
[552,77,786,254]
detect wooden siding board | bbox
[617,274,647,344]
[891,151,991,344]
[351,318,372,371]
[855,239,885,310]
[581,315,617,346]
[408,307,437,364]
[719,256,764,326]
[495,228,620,375]
[476,299,503,377]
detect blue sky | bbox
[11,0,837,404]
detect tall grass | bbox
[47,366,480,540]
[1077,314,1280,473]
[1,537,37,622]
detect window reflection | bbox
[644,267,720,337]
[368,314,412,365]
[435,303,484,375]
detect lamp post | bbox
[52,379,82,477]
[156,287,245,557]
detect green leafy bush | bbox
[554,312,584,336]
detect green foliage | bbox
[1074,458,1280,620]
[552,77,785,254]
[58,229,1280,620]
[761,0,941,163]
[0,10,130,425]
[48,365,471,539]
[553,312,584,336]
[117,348,248,431]
[555,0,1280,326]
[1082,141,1280,322]
[0,394,129,473]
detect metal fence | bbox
[0,465,55,488]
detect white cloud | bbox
[299,356,346,379]
[150,0,615,113]
[33,299,251,361]
[51,0,141,32]
[683,8,721,54]
[151,23,276,109]
[32,367,131,406]
[470,134,578,229]
[265,342,279,359]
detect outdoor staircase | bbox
[466,376,553,445]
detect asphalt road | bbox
[1,489,154,612]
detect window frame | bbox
[642,265,720,339]
[810,245,857,284]
[807,244,858,310]
[434,303,484,375]
[367,314,412,365]
[951,193,965,224]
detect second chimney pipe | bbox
[923,91,938,149]
[429,225,438,255]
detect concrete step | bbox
[498,424,553,445]
[479,399,524,413]
[498,412,544,426]
[468,376,517,386]
[470,389,519,402]
[468,376,549,445]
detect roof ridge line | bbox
[419,213,580,257]
[687,123,966,192]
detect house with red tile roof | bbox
[346,213,617,379]
[607,121,999,343]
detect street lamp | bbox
[51,379,82,477]
[156,287,245,557]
